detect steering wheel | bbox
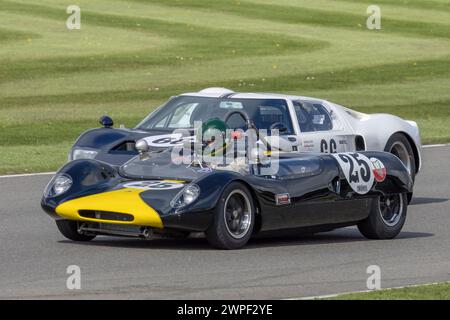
[224,110,254,130]
[223,110,272,152]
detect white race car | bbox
[71,87,421,180]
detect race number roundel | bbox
[370,157,387,182]
[123,181,184,190]
[331,153,375,195]
[143,133,185,148]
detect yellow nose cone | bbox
[55,188,163,228]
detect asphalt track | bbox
[0,146,449,299]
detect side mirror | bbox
[135,139,149,154]
[99,115,114,128]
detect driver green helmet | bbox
[198,118,231,156]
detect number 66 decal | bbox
[332,153,386,194]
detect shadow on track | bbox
[58,228,433,251]
[410,197,448,205]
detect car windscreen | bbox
[120,150,208,181]
[137,96,294,134]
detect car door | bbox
[253,154,371,231]
[293,100,354,154]
[279,155,372,229]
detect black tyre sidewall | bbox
[56,219,96,241]
[358,193,407,239]
[206,182,255,249]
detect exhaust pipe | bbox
[77,222,154,239]
[142,227,153,239]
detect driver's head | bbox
[199,118,229,144]
[198,118,230,156]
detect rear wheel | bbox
[358,193,407,239]
[206,182,255,249]
[385,133,416,181]
[56,220,96,241]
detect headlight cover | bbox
[71,148,98,161]
[170,184,200,208]
[44,174,73,198]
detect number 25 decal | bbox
[338,153,371,184]
[320,139,337,153]
[331,153,386,195]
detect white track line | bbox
[0,172,55,179]
[287,281,450,300]
[0,144,448,179]
[422,143,450,148]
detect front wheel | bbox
[56,220,96,242]
[385,133,416,181]
[206,182,255,249]
[358,193,407,239]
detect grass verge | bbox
[327,282,450,300]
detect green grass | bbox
[0,0,449,174]
[327,282,450,300]
[0,27,39,43]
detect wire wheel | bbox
[223,190,252,239]
[379,193,404,227]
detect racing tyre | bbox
[384,133,416,181]
[56,220,96,241]
[206,182,255,249]
[358,193,407,239]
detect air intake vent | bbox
[79,210,134,222]
[199,87,234,95]
[111,141,137,152]
[355,136,365,151]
